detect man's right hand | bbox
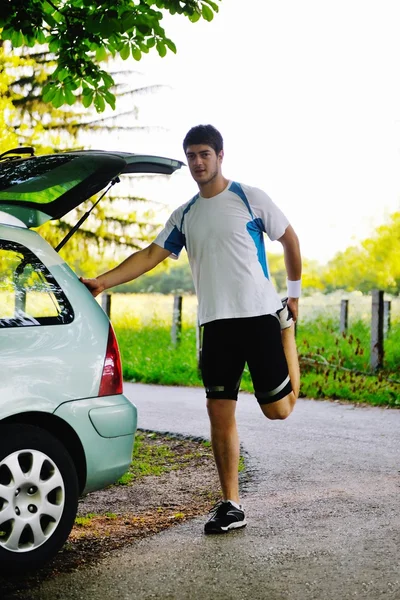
[80,277,105,298]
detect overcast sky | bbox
[89,0,400,264]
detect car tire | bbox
[0,423,79,571]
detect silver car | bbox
[0,147,183,570]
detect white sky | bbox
[87,0,400,265]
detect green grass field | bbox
[111,293,400,408]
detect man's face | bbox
[185,144,223,186]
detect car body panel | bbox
[89,403,136,437]
[54,396,136,494]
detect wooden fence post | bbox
[340,299,348,334]
[384,300,391,337]
[171,295,182,346]
[101,293,111,318]
[370,290,384,370]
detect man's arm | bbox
[80,243,171,297]
[277,225,302,322]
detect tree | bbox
[0,0,220,112]
[322,212,400,295]
[0,43,178,275]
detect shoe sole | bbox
[204,520,247,534]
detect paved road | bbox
[31,384,400,600]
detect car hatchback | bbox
[0,147,183,570]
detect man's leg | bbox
[206,398,239,503]
[246,315,300,421]
[260,323,299,420]
[200,319,247,533]
[204,397,246,533]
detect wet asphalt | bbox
[28,383,400,600]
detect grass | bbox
[115,430,218,485]
[116,431,178,484]
[74,513,97,527]
[111,293,400,408]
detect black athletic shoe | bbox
[204,501,247,534]
[277,297,294,330]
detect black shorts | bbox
[201,314,292,404]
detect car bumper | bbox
[54,394,137,494]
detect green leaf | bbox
[131,47,142,61]
[52,88,65,109]
[94,93,106,113]
[11,30,24,47]
[101,72,115,88]
[189,12,201,23]
[201,4,214,22]
[164,38,177,53]
[123,14,137,31]
[1,28,13,41]
[56,68,69,82]
[82,92,93,108]
[82,87,94,97]
[139,42,149,53]
[49,36,60,53]
[85,17,101,34]
[146,37,156,49]
[36,29,47,44]
[65,77,79,91]
[43,13,57,27]
[104,90,116,110]
[42,83,57,103]
[64,87,76,106]
[95,46,108,62]
[136,24,152,35]
[120,44,130,60]
[25,35,36,48]
[202,0,219,12]
[98,17,119,37]
[156,40,166,58]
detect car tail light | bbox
[99,324,123,396]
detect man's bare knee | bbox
[260,393,295,420]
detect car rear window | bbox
[0,240,74,327]
[0,155,80,205]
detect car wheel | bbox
[0,423,79,571]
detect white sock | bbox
[226,499,242,510]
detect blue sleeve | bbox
[153,208,186,259]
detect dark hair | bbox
[183,124,223,155]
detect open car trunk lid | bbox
[0,150,184,227]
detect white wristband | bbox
[287,279,301,298]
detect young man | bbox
[81,124,301,535]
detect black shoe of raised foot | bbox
[277,297,294,330]
[204,501,247,534]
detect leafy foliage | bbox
[296,320,400,407]
[1,0,220,111]
[322,212,400,295]
[0,43,178,274]
[269,212,400,296]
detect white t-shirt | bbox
[153,180,289,325]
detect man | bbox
[81,124,301,535]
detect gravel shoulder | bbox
[1,433,222,600]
